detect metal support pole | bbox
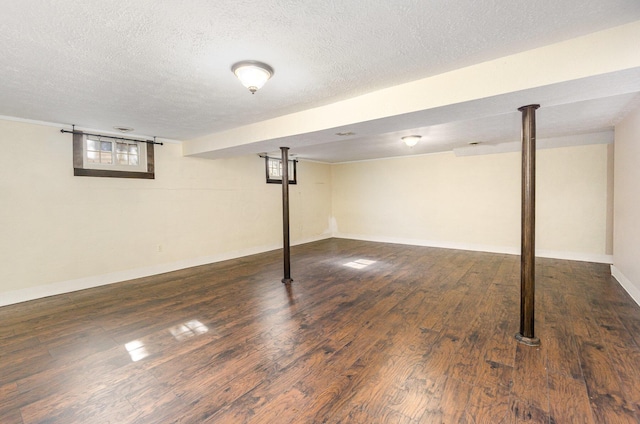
[515,104,541,347]
[280,147,293,285]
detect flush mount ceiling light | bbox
[113,126,134,133]
[402,135,421,147]
[232,61,274,94]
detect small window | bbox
[84,136,145,171]
[73,132,154,179]
[265,156,297,184]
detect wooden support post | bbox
[516,104,541,347]
[281,147,293,285]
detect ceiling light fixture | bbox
[231,61,274,94]
[402,135,421,147]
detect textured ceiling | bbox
[1,1,640,161]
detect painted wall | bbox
[0,117,619,306]
[0,119,332,305]
[332,144,613,262]
[612,106,640,305]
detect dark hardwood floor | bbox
[1,238,640,423]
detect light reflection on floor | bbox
[168,319,209,341]
[124,258,381,363]
[124,319,209,362]
[343,259,377,269]
[124,339,149,362]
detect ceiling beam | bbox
[183,20,640,159]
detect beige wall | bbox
[0,119,332,304]
[613,106,640,304]
[332,144,612,261]
[0,117,619,306]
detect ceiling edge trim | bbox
[0,115,183,144]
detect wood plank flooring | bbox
[1,238,640,423]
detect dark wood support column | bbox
[516,104,541,347]
[281,147,293,285]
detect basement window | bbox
[265,156,297,184]
[73,132,155,179]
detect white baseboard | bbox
[535,249,613,264]
[333,232,519,255]
[1,232,616,308]
[0,234,332,308]
[332,232,614,264]
[611,265,640,307]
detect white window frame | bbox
[83,135,147,173]
[73,131,155,179]
[265,157,297,184]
